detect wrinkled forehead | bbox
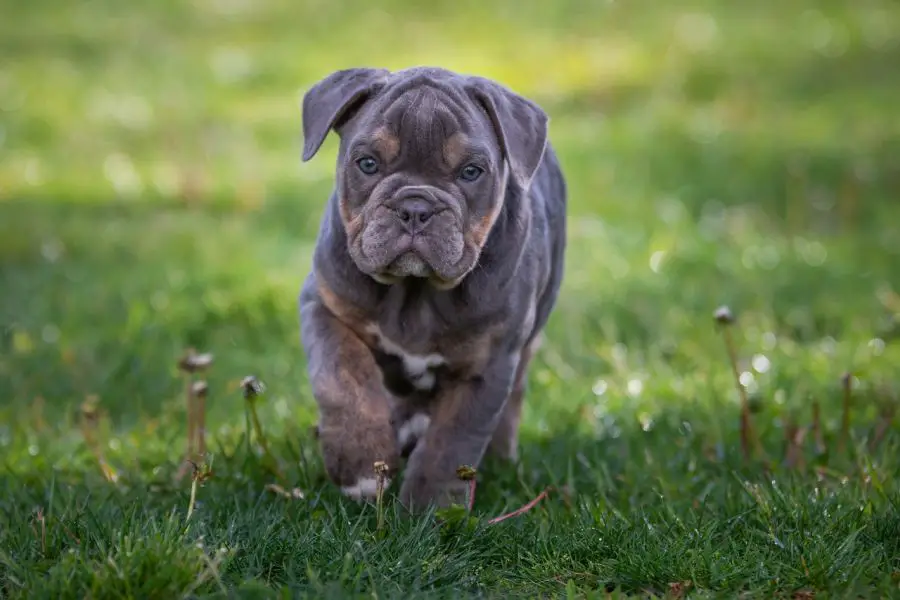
[352,78,498,164]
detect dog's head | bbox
[300,66,548,289]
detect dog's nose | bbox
[394,197,435,231]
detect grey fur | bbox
[297,66,567,511]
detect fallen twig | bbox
[487,487,553,525]
[60,522,81,546]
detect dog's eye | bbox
[357,156,379,175]
[459,164,483,182]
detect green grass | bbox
[2,0,900,597]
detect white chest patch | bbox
[366,324,446,391]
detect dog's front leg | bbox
[398,352,519,511]
[300,292,399,501]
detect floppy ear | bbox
[467,77,549,190]
[301,68,390,162]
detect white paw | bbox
[397,413,431,449]
[341,476,390,501]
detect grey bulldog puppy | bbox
[297,66,567,511]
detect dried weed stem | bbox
[79,396,118,483]
[487,487,553,525]
[839,373,852,454]
[374,461,390,532]
[714,306,760,461]
[456,465,478,513]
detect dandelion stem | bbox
[374,462,388,532]
[186,471,199,523]
[839,373,852,454]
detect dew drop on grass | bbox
[28,444,39,456]
[868,338,885,356]
[210,47,253,84]
[649,250,666,274]
[757,245,780,270]
[739,371,755,388]
[751,354,771,373]
[42,324,60,344]
[24,158,44,186]
[41,239,64,263]
[103,153,143,197]
[819,336,837,355]
[592,379,608,397]
[627,378,643,397]
[151,291,169,311]
[275,397,289,418]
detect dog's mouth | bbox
[385,251,433,279]
[356,214,469,287]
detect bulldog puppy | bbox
[297,66,567,511]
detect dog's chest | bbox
[365,323,446,397]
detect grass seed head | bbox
[713,305,735,325]
[241,375,265,400]
[178,349,214,373]
[456,465,477,481]
[189,460,214,483]
[191,380,209,398]
[80,395,100,422]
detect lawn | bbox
[2,0,900,597]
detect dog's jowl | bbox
[297,66,567,511]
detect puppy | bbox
[297,66,567,511]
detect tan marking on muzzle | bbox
[336,195,365,241]
[469,204,503,248]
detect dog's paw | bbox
[317,420,399,502]
[340,476,387,501]
[398,471,468,512]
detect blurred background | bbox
[1,0,899,455]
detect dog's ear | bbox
[301,68,390,162]
[467,77,549,190]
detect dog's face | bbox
[300,67,549,289]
